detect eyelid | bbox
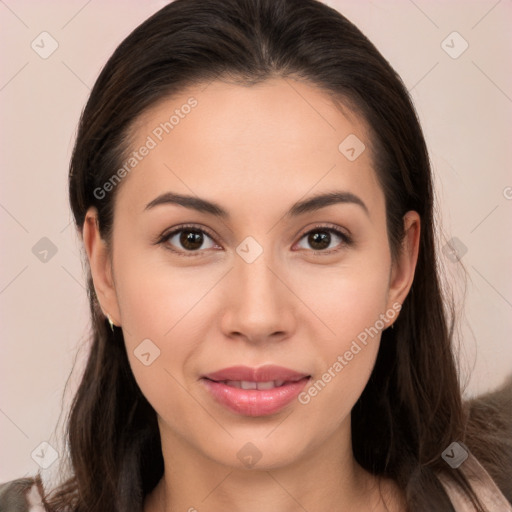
[297,223,351,240]
[155,223,221,256]
[156,222,352,256]
[293,223,353,253]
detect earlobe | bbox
[82,207,121,326]
[387,211,421,319]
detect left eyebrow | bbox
[287,191,369,218]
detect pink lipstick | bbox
[201,365,310,416]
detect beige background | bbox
[1,0,511,483]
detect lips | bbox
[219,380,287,390]
[203,365,309,383]
[201,365,311,416]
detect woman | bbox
[1,0,511,510]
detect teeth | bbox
[225,380,242,388]
[223,380,286,390]
[257,381,276,390]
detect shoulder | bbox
[0,477,46,512]
[464,374,512,502]
[438,450,512,511]
[439,374,512,511]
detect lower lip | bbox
[201,377,310,416]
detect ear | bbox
[386,210,421,320]
[82,207,121,326]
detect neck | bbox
[144,418,402,512]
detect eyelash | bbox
[155,223,353,257]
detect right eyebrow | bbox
[144,192,229,218]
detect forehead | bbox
[116,78,383,219]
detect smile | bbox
[200,365,311,416]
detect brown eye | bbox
[296,226,351,252]
[162,227,218,253]
[180,230,205,250]
[307,231,331,250]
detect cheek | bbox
[113,264,201,433]
[293,251,391,345]
[112,238,223,342]
[291,250,391,420]
[110,246,223,410]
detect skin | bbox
[83,78,420,511]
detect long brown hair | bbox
[45,0,495,510]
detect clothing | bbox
[0,478,45,512]
[1,455,510,512]
[438,451,512,511]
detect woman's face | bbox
[86,78,418,470]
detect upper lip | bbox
[202,365,310,383]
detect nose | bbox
[220,250,297,345]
